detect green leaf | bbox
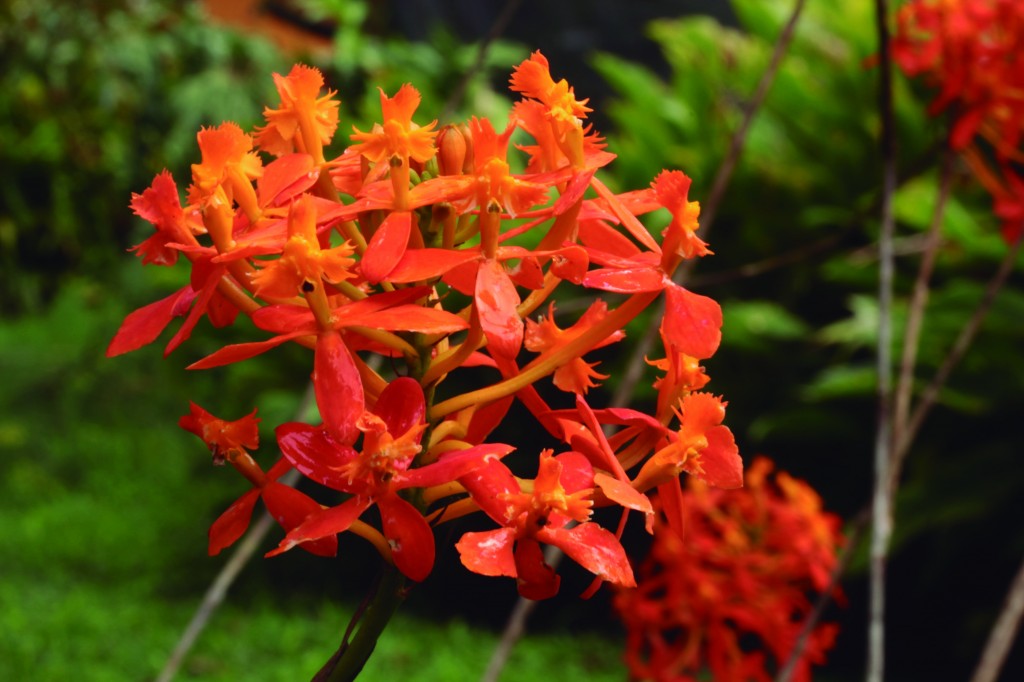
[816,295,880,347]
[801,363,876,401]
[721,299,810,351]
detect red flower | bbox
[350,84,438,167]
[893,0,1024,243]
[615,457,843,682]
[633,392,742,492]
[456,449,635,599]
[268,378,513,581]
[179,403,335,557]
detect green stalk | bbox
[316,563,408,682]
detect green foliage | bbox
[0,0,291,315]
[299,0,524,125]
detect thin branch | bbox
[893,151,953,447]
[868,1,897,681]
[613,0,808,412]
[440,0,525,121]
[774,230,1020,682]
[893,231,1023,465]
[479,544,563,682]
[776,508,870,682]
[698,0,807,236]
[970,552,1024,682]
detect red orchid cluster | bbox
[109,53,742,600]
[892,0,1024,242]
[614,457,842,682]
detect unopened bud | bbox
[437,124,469,176]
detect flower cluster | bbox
[614,457,842,682]
[109,53,742,599]
[893,0,1024,242]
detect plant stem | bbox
[315,563,408,682]
[969,552,1024,682]
[893,151,952,447]
[776,509,870,682]
[869,0,896,679]
[431,291,657,419]
[894,232,1023,466]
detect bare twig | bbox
[894,231,1022,463]
[440,0,525,121]
[868,0,897,680]
[613,0,809,412]
[698,0,807,237]
[155,383,316,682]
[776,508,870,682]
[893,151,953,449]
[480,545,565,682]
[969,552,1024,682]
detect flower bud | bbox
[436,124,469,176]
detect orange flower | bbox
[524,301,624,394]
[249,194,356,300]
[652,170,710,265]
[179,401,260,466]
[510,51,592,168]
[510,51,591,125]
[188,122,263,214]
[633,392,741,491]
[647,327,710,423]
[256,64,340,162]
[350,84,438,166]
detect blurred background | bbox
[1,0,1022,679]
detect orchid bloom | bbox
[633,393,742,492]
[179,403,336,557]
[256,64,340,162]
[457,449,635,599]
[524,300,624,395]
[269,378,513,581]
[615,458,842,682]
[110,53,747,679]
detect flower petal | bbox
[107,286,195,357]
[514,538,561,600]
[695,425,743,489]
[314,330,365,443]
[187,332,307,370]
[373,377,426,440]
[258,153,318,207]
[456,527,517,577]
[594,472,653,515]
[400,442,514,489]
[541,522,635,588]
[208,488,260,556]
[662,282,722,360]
[275,422,360,491]
[582,267,665,293]
[475,258,523,359]
[362,211,412,284]
[379,494,435,582]
[261,482,338,557]
[266,497,370,557]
